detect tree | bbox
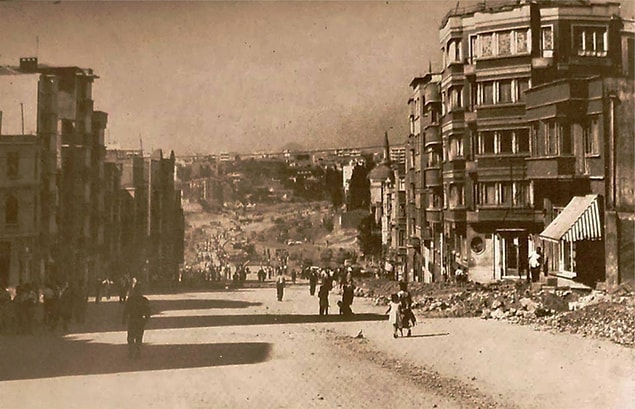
[348,163,371,210]
[357,214,382,258]
[325,166,343,208]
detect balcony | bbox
[466,160,477,173]
[475,155,527,178]
[442,109,465,125]
[443,159,465,175]
[532,57,553,69]
[467,208,543,224]
[424,126,441,147]
[444,208,466,222]
[425,208,442,223]
[424,85,440,104]
[424,167,441,187]
[476,104,525,121]
[464,63,475,76]
[445,61,465,76]
[526,156,576,179]
[464,110,477,123]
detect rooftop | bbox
[440,0,619,28]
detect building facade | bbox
[403,0,633,287]
[0,57,185,290]
[0,135,40,287]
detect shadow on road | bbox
[0,339,272,381]
[148,298,262,311]
[67,312,387,333]
[400,332,450,339]
[148,313,387,330]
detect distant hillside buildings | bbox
[0,58,184,289]
[376,0,634,288]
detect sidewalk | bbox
[327,295,635,409]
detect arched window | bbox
[5,196,18,225]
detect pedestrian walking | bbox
[309,269,318,296]
[340,282,354,316]
[122,284,151,359]
[276,272,285,301]
[57,282,74,331]
[385,293,402,338]
[528,247,542,283]
[397,281,415,337]
[318,282,329,316]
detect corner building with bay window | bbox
[407,0,634,286]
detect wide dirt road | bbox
[0,283,632,409]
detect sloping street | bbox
[0,283,632,409]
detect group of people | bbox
[274,266,357,318]
[385,281,416,338]
[0,280,88,335]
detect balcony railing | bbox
[526,156,576,179]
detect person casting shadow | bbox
[122,284,151,359]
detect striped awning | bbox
[540,195,602,242]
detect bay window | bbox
[574,25,607,57]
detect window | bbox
[475,29,530,59]
[516,78,530,102]
[471,237,485,254]
[441,91,447,116]
[398,230,405,247]
[516,129,530,153]
[481,131,495,154]
[516,30,528,53]
[482,82,494,105]
[574,25,607,57]
[447,39,462,65]
[513,182,530,207]
[449,184,464,207]
[499,80,512,104]
[449,86,463,110]
[499,130,513,153]
[5,196,18,225]
[560,123,572,154]
[469,36,478,63]
[481,33,493,57]
[450,135,463,159]
[477,182,529,207]
[427,150,440,167]
[500,182,513,205]
[479,183,498,205]
[479,130,528,155]
[498,31,512,55]
[541,26,553,57]
[545,121,558,155]
[584,117,600,155]
[7,152,19,178]
[479,79,527,105]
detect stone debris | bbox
[361,279,634,347]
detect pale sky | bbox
[1,1,632,155]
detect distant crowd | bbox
[0,275,140,336]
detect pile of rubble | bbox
[361,279,634,347]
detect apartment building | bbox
[407,72,443,283]
[0,135,40,287]
[404,0,633,287]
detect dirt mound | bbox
[355,278,634,347]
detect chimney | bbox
[19,57,38,73]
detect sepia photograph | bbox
[0,0,633,408]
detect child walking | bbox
[385,293,402,338]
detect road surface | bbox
[0,283,632,409]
